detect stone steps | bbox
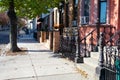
[76,63,97,80]
[84,57,99,68]
[90,52,99,59]
[76,51,100,80]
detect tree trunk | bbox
[7,0,20,52]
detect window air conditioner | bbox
[80,16,89,25]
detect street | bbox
[0,30,9,55]
[0,30,9,44]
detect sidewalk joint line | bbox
[28,49,38,80]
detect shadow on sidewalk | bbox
[18,39,38,43]
[28,49,64,59]
[28,50,53,53]
[50,54,63,58]
[18,37,64,59]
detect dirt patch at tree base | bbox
[6,47,28,56]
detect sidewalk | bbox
[0,35,82,80]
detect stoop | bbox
[76,51,100,80]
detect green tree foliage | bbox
[0,0,62,52]
[0,0,61,18]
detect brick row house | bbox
[37,0,120,50]
[36,7,61,52]
[78,0,120,79]
[77,0,120,54]
[37,0,120,79]
[37,0,78,52]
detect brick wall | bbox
[53,31,60,53]
[49,32,53,50]
[40,31,47,42]
[109,0,120,30]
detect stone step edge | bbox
[90,52,99,59]
[75,63,98,80]
[84,57,99,68]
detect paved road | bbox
[0,30,9,55]
[0,30,9,44]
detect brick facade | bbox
[49,32,53,50]
[38,0,120,52]
[53,31,60,53]
[109,0,120,30]
[78,0,120,30]
[40,31,47,42]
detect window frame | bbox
[100,0,107,24]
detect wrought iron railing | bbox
[98,29,120,80]
[79,28,96,57]
[58,28,76,60]
[79,26,116,57]
[58,25,116,63]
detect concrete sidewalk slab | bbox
[26,39,77,77]
[0,56,36,80]
[31,55,77,76]
[0,36,82,80]
[8,77,36,80]
[37,73,83,80]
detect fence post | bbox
[99,32,104,67]
[75,28,83,63]
[95,32,105,80]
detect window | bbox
[75,0,78,5]
[100,0,106,1]
[72,0,79,27]
[74,0,78,20]
[100,0,107,23]
[80,0,90,25]
[84,0,90,17]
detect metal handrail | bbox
[79,28,96,57]
[80,28,96,42]
[106,30,120,44]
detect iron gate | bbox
[99,31,120,80]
